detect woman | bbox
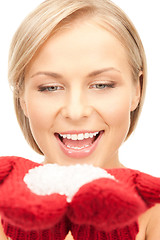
[0,0,160,239]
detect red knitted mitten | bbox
[69,168,160,240]
[0,156,70,240]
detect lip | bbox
[55,130,104,159]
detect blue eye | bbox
[38,86,62,92]
[91,83,115,89]
[95,84,107,89]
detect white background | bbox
[0,1,160,176]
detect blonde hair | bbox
[8,0,147,155]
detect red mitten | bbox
[69,168,160,240]
[0,156,69,240]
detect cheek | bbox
[25,96,57,132]
[108,101,130,127]
[94,92,131,129]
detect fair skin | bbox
[21,19,140,168]
[1,19,160,239]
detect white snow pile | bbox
[24,164,115,202]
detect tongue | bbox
[63,137,96,147]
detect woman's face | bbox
[22,20,140,168]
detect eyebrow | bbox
[31,67,121,79]
[87,67,121,77]
[31,71,62,79]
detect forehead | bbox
[26,19,131,79]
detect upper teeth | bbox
[59,132,99,141]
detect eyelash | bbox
[90,83,115,90]
[38,86,63,92]
[38,82,115,92]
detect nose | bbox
[61,89,93,121]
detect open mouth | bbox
[55,131,104,158]
[55,131,102,149]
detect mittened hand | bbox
[69,167,160,232]
[0,156,70,240]
[69,168,160,240]
[0,157,68,231]
[0,156,160,240]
